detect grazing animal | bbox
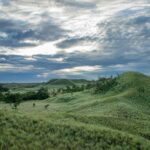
[33,103,36,107]
[45,104,49,109]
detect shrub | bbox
[4,92,21,109]
[22,91,37,100]
[0,92,5,101]
[2,87,49,103]
[94,77,117,94]
[0,85,9,92]
[36,88,49,100]
[23,88,49,100]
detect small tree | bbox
[0,92,5,102]
[0,85,9,92]
[36,87,49,100]
[5,92,21,109]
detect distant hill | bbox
[70,79,90,84]
[47,79,75,86]
[47,78,90,86]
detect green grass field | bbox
[0,72,150,150]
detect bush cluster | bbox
[0,85,9,92]
[23,87,49,100]
[94,77,117,94]
[48,77,118,97]
[0,88,49,108]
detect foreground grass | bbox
[0,110,150,150]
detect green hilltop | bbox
[47,78,89,86]
[0,71,150,149]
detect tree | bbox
[5,92,21,109]
[22,91,37,100]
[0,92,4,101]
[36,88,49,100]
[94,76,117,94]
[0,85,9,92]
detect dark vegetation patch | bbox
[0,87,49,109]
[0,85,9,92]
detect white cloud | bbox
[0,32,8,38]
[53,65,102,75]
[36,65,103,78]
[47,57,65,63]
[5,41,60,56]
[37,72,49,78]
[0,63,41,72]
[24,56,37,61]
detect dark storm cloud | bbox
[35,18,67,42]
[0,19,35,47]
[0,16,67,48]
[132,16,150,24]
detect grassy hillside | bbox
[0,71,150,149]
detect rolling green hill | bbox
[47,79,75,86]
[0,71,150,150]
[47,78,89,86]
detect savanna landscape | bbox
[0,71,150,149]
[0,0,150,149]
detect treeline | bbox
[49,76,118,96]
[94,76,117,93]
[49,83,94,96]
[0,87,49,108]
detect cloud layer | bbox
[0,0,150,82]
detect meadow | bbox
[0,72,150,150]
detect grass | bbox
[0,71,150,149]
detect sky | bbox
[0,0,150,82]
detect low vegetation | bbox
[0,71,150,149]
[0,87,49,109]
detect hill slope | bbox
[0,71,150,149]
[117,71,150,89]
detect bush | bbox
[0,92,5,101]
[36,88,49,100]
[2,88,49,103]
[22,91,37,100]
[23,88,49,100]
[4,92,22,104]
[4,92,22,109]
[94,77,117,94]
[0,85,9,92]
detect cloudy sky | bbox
[0,0,150,82]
